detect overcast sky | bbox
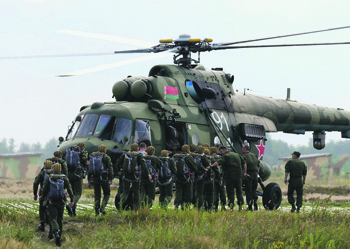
[1,0,350,150]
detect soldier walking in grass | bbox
[209,146,246,211]
[158,150,177,208]
[65,142,89,216]
[242,144,260,211]
[117,143,151,210]
[41,163,74,247]
[210,146,227,211]
[284,151,307,213]
[33,160,53,232]
[88,144,113,215]
[140,146,161,208]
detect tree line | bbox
[1,136,350,167]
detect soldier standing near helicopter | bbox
[203,149,221,211]
[210,146,227,211]
[242,144,260,211]
[284,151,307,213]
[140,146,161,208]
[65,142,89,216]
[209,146,246,211]
[117,143,152,210]
[158,150,177,208]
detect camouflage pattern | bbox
[0,153,43,179]
[278,153,349,180]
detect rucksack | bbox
[159,157,172,180]
[89,153,106,176]
[49,177,66,202]
[141,156,156,179]
[174,154,190,182]
[66,146,81,170]
[42,169,51,187]
[192,153,205,179]
[123,152,140,176]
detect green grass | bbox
[1,200,350,249]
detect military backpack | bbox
[159,157,172,180]
[49,176,66,202]
[141,155,156,179]
[123,152,140,176]
[89,153,107,176]
[66,146,81,170]
[174,154,190,182]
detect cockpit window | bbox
[134,119,151,145]
[67,120,81,140]
[75,114,99,137]
[94,115,116,140]
[113,118,132,145]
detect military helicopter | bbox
[43,26,350,210]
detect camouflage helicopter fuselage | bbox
[59,63,350,160]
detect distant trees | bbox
[0,137,59,163]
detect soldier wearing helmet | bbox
[33,160,53,232]
[41,163,74,247]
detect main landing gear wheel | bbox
[262,182,282,210]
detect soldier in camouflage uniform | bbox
[210,146,246,211]
[242,144,260,211]
[174,145,203,209]
[52,151,68,177]
[88,144,113,215]
[284,151,307,213]
[117,143,151,210]
[33,160,53,232]
[203,149,221,211]
[189,144,197,205]
[140,146,161,208]
[66,142,89,216]
[41,163,74,247]
[210,146,227,211]
[192,146,210,210]
[158,150,177,208]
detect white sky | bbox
[1,0,350,149]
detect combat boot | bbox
[95,208,100,216]
[72,207,77,217]
[296,206,301,213]
[254,200,258,211]
[247,204,253,211]
[238,205,242,211]
[48,228,54,239]
[291,204,296,213]
[38,221,45,232]
[100,207,106,215]
[54,230,61,247]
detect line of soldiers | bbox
[33,142,264,246]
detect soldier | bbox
[117,143,151,210]
[284,151,307,213]
[242,144,260,211]
[189,144,197,205]
[140,146,161,208]
[139,142,147,155]
[41,163,74,247]
[65,142,89,216]
[52,151,68,177]
[203,149,221,211]
[173,145,203,209]
[192,146,210,210]
[209,146,247,211]
[210,146,227,211]
[33,160,53,232]
[88,144,113,215]
[158,150,177,208]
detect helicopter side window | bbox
[134,119,151,145]
[113,118,132,145]
[75,114,99,137]
[94,115,116,140]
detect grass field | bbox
[1,173,350,248]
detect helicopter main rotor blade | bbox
[220,25,350,46]
[213,42,350,50]
[58,52,172,77]
[58,29,157,47]
[0,51,116,60]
